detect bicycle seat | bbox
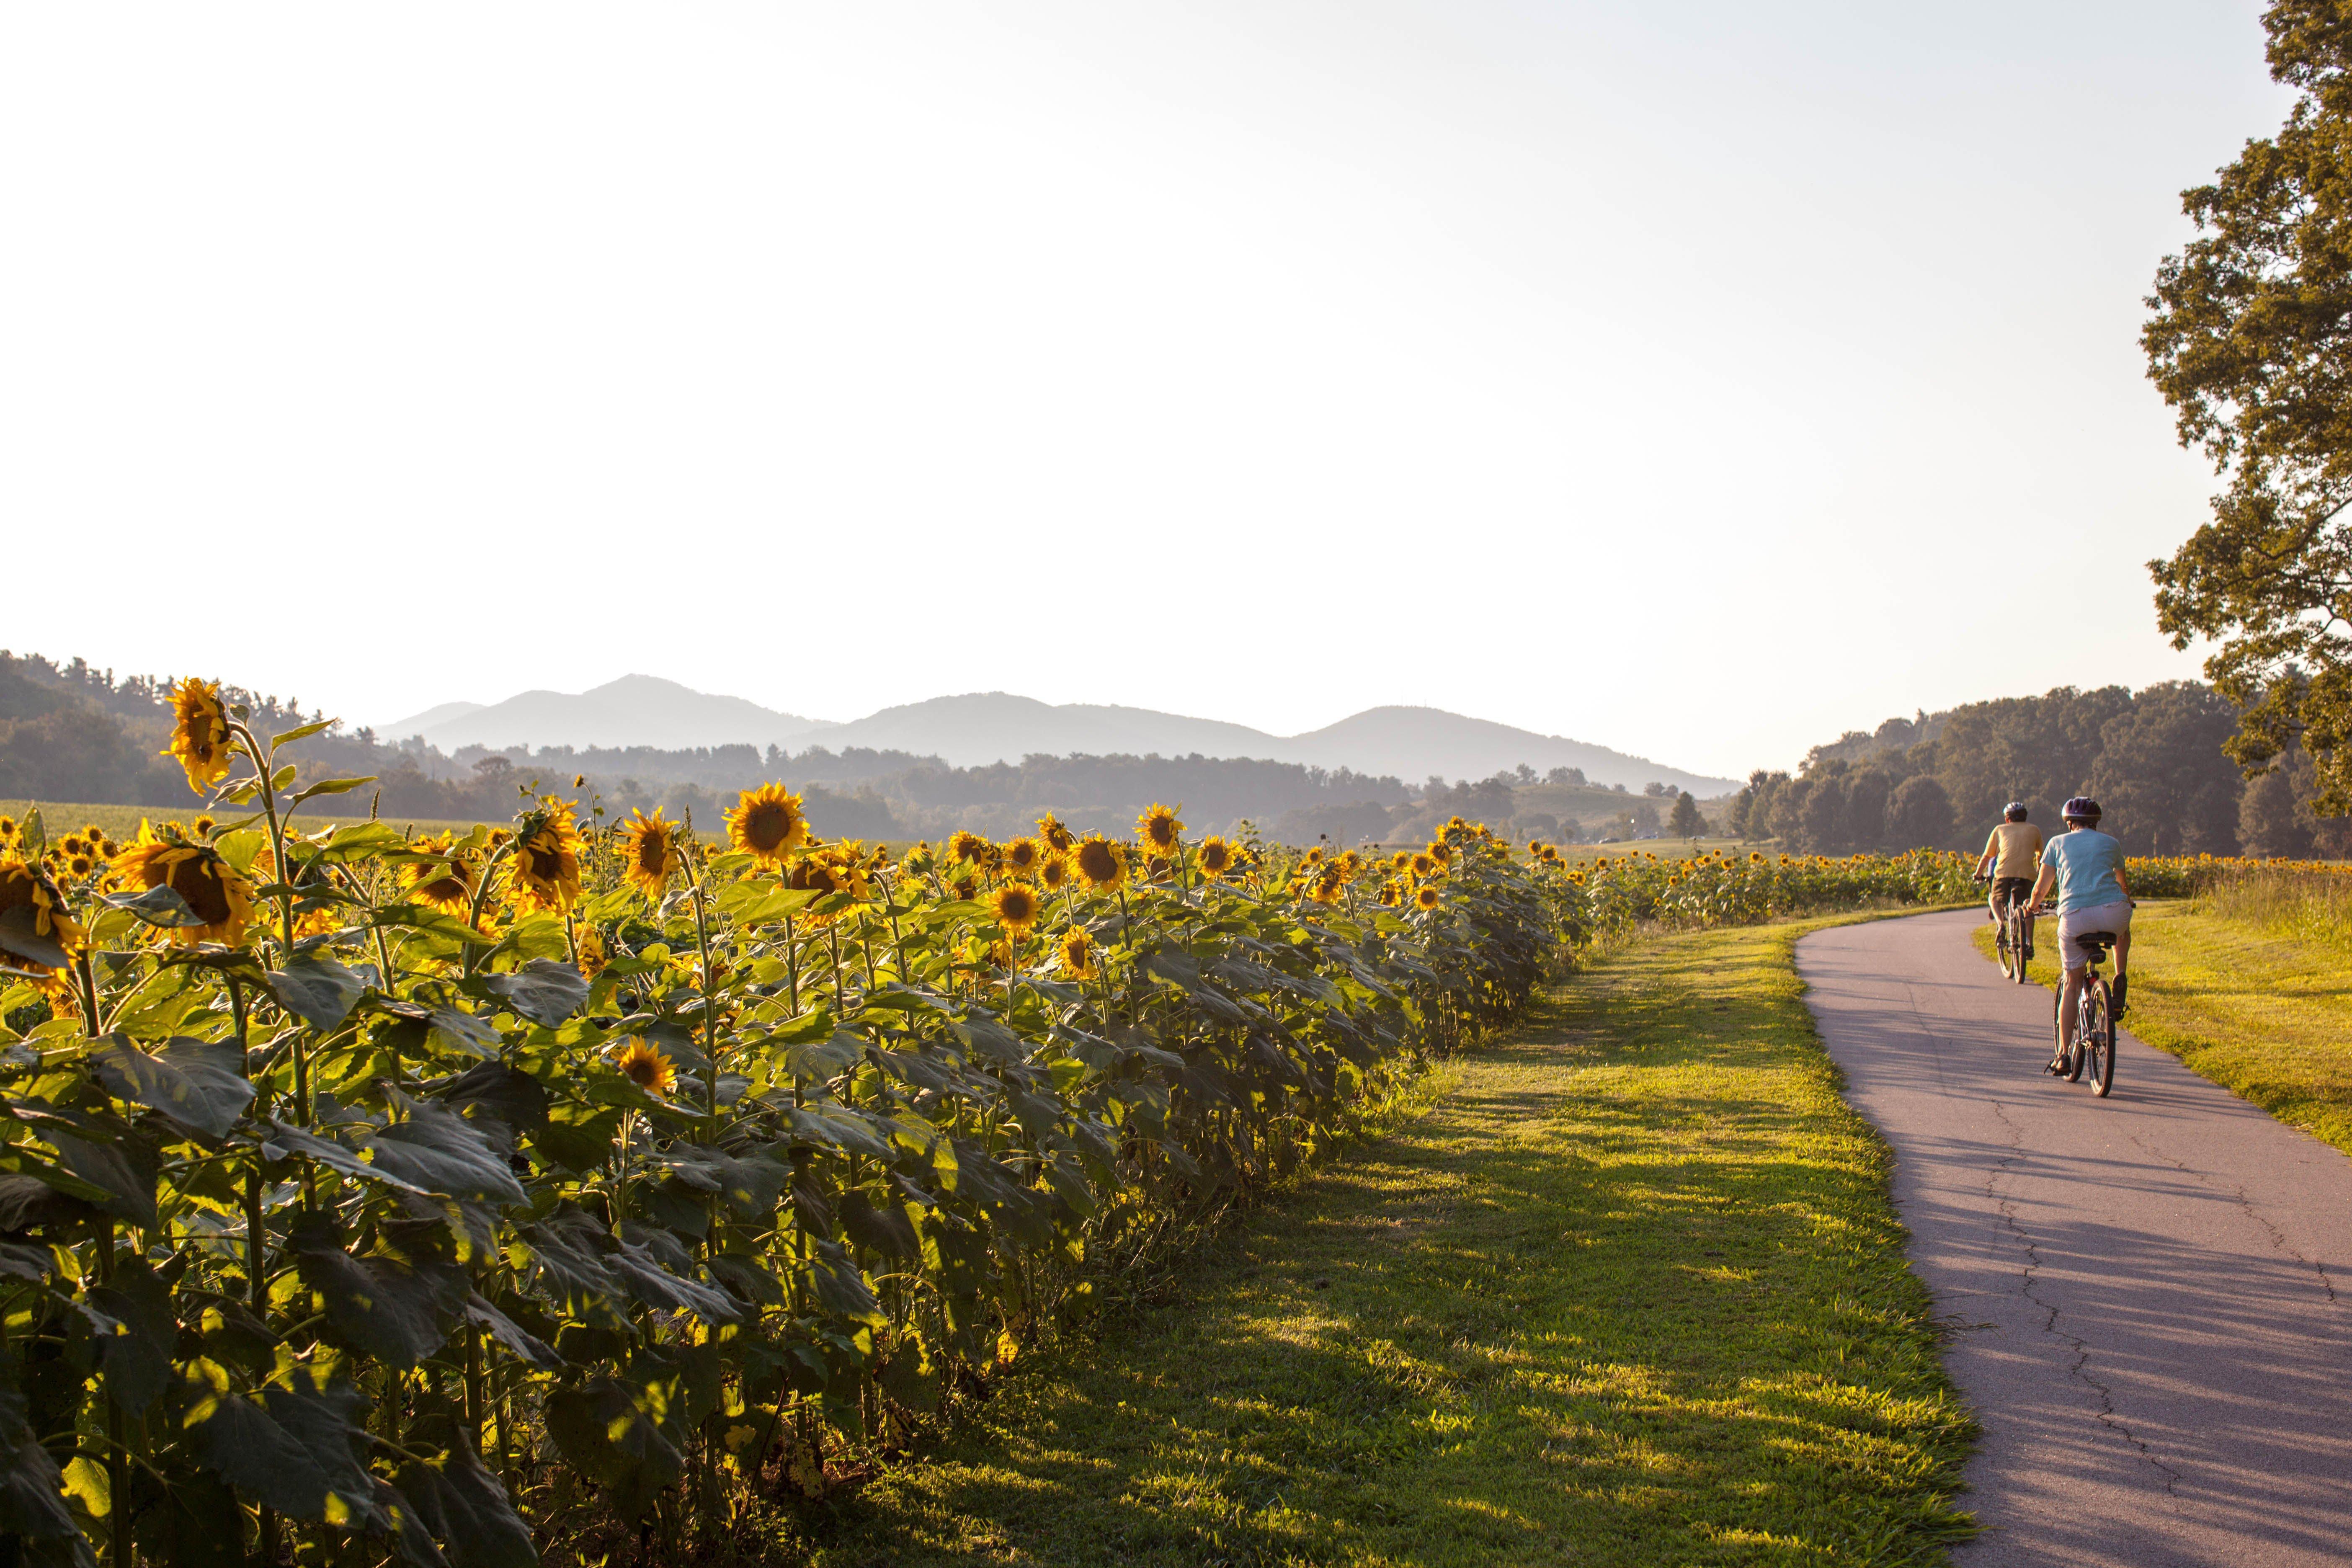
[2076,932,2117,952]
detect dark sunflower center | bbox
[168,857,235,924]
[745,805,789,851]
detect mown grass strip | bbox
[1975,900,2352,1156]
[772,919,1977,1567]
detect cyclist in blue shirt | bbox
[2026,795,2132,1070]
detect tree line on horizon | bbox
[0,651,1418,840]
[1731,681,2349,858]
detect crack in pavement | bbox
[2125,1127,2340,1307]
[1984,1093,2184,1498]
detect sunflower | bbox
[1409,851,1436,879]
[900,842,938,877]
[1197,836,1235,878]
[0,859,87,970]
[1073,835,1126,892]
[163,678,235,795]
[1036,813,1075,854]
[110,822,255,945]
[1378,880,1402,906]
[614,1039,677,1097]
[1037,853,1072,891]
[1307,864,1346,903]
[575,925,609,977]
[789,855,843,898]
[1427,841,1455,868]
[726,784,809,867]
[1057,927,1097,980]
[1414,884,1442,911]
[947,830,992,866]
[618,809,681,897]
[1391,850,1413,871]
[824,841,875,901]
[1004,837,1043,874]
[509,800,584,913]
[1137,805,1182,856]
[401,834,484,917]
[992,882,1041,934]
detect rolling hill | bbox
[382,676,830,752]
[378,679,1737,795]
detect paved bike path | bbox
[1798,910,2352,1567]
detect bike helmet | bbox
[2004,802,2028,821]
[2061,795,2101,823]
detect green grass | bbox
[761,921,1977,1567]
[1975,900,2352,1157]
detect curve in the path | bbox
[1798,909,2352,1568]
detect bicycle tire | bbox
[2053,985,2076,1079]
[2087,979,2116,1097]
[1997,918,2015,980]
[2012,908,2030,986]
[2064,978,2090,1082]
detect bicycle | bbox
[1978,874,2032,984]
[2050,931,2118,1097]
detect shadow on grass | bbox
[779,926,1978,1568]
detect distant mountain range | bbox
[379,677,1739,795]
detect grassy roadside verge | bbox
[767,919,1977,1567]
[1973,901,2352,1156]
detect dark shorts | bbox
[1991,877,2035,912]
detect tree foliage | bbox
[2143,0,2352,810]
[1733,684,2247,855]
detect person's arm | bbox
[2027,863,2057,913]
[1975,831,1999,877]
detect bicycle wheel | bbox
[2086,979,2116,1098]
[2011,909,2030,986]
[2063,979,2090,1081]
[1997,917,2016,980]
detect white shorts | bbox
[2056,901,2131,972]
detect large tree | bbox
[2145,0,2352,810]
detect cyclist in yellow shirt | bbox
[1975,802,2044,959]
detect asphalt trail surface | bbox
[1799,910,2352,1567]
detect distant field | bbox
[5,800,1761,862]
[0,799,488,842]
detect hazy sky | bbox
[0,3,2292,777]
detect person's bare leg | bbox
[2113,926,2129,979]
[2058,970,2081,1058]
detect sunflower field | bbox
[1554,847,1980,934]
[0,682,1586,1568]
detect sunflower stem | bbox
[680,822,720,1137]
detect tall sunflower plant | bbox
[0,701,1583,1568]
